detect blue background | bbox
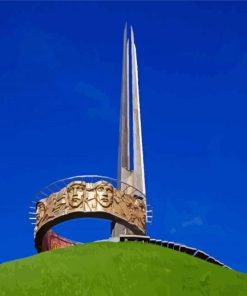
[0,2,247,273]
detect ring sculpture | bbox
[34,178,146,252]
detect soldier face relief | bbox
[135,199,146,227]
[36,202,45,223]
[140,203,146,227]
[67,182,85,208]
[96,182,114,208]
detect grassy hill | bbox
[0,242,246,296]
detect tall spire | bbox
[118,24,146,195]
[131,26,146,196]
[118,23,130,186]
[117,24,145,196]
[113,24,146,237]
[118,24,145,197]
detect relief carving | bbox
[45,193,56,220]
[53,189,67,215]
[67,181,86,209]
[36,199,46,226]
[94,181,114,209]
[35,180,146,234]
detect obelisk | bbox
[111,24,146,237]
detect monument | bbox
[29,24,150,252]
[29,25,228,268]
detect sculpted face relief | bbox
[95,182,114,208]
[133,199,146,227]
[36,202,45,224]
[139,200,146,226]
[67,181,85,208]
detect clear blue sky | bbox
[0,2,247,273]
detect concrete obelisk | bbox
[111,24,146,237]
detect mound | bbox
[0,242,246,295]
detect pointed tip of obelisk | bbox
[130,25,135,43]
[124,22,128,34]
[123,22,128,41]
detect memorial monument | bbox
[29,24,150,252]
[29,25,228,268]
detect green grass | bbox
[0,242,246,296]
